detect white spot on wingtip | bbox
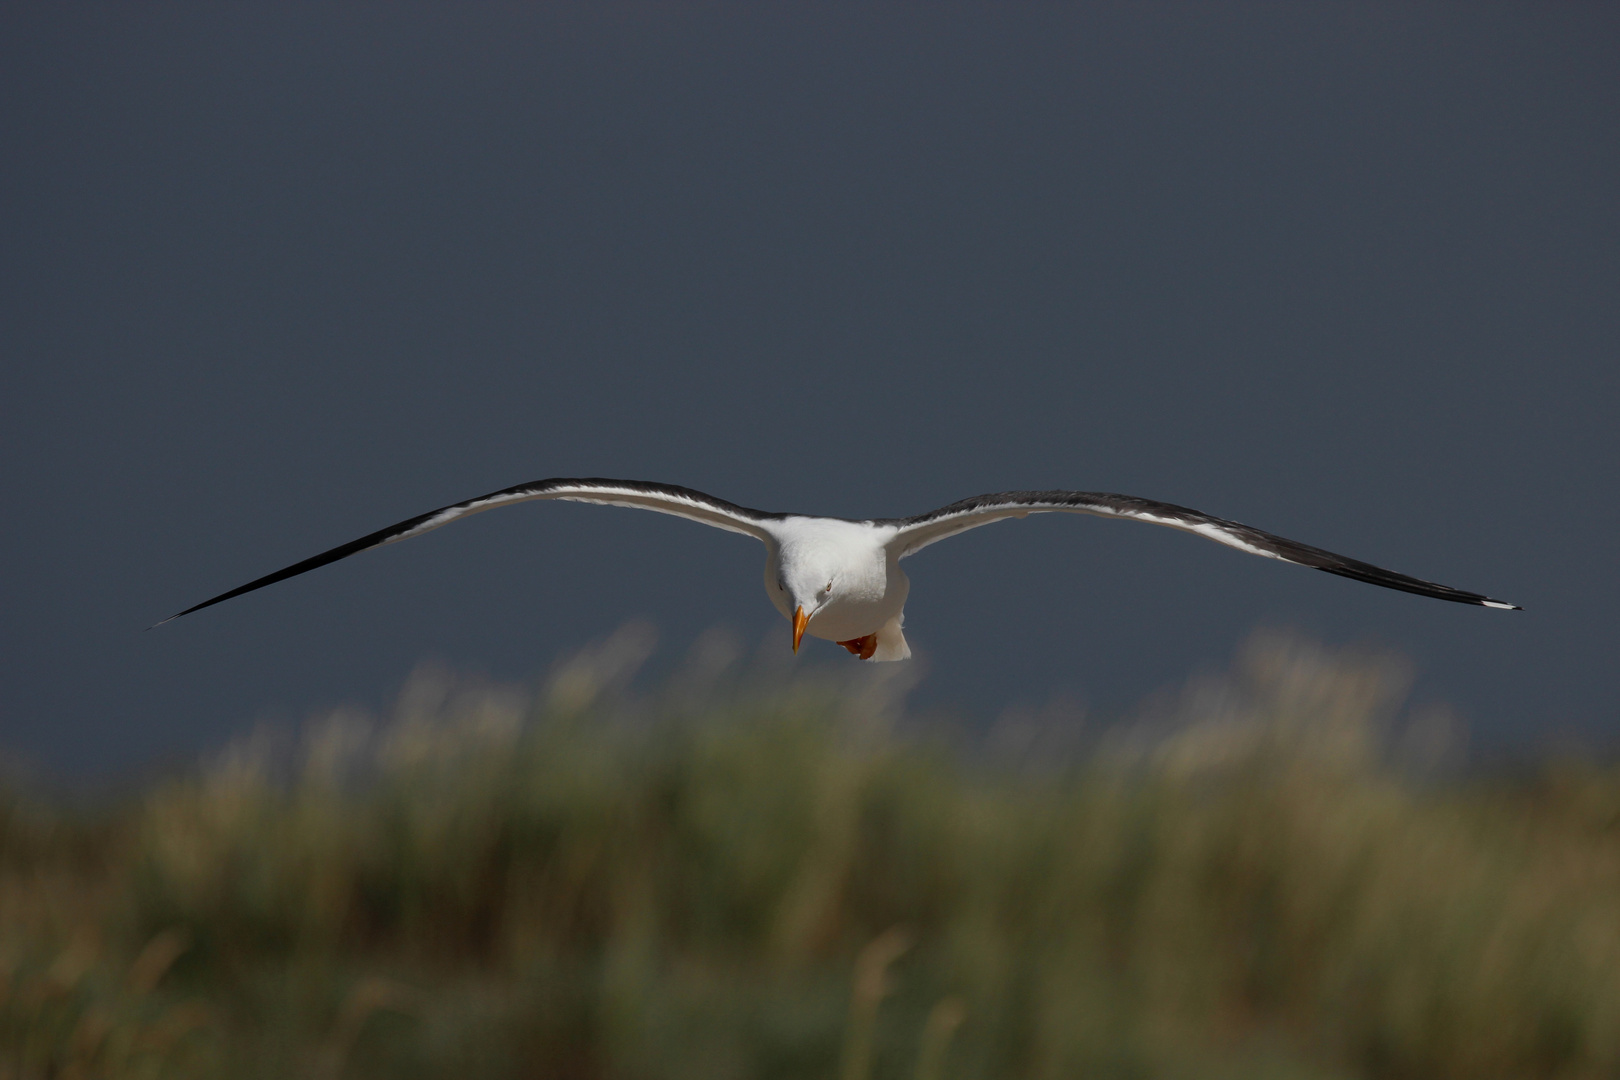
[1482,600,1519,610]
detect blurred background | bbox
[2,3,1618,1075]
[9,632,1620,1078]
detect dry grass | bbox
[3,629,1618,1079]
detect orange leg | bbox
[837,633,878,660]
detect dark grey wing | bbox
[884,490,1520,610]
[155,478,784,626]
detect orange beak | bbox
[792,605,810,653]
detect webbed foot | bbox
[836,634,878,660]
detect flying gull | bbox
[157,478,1519,659]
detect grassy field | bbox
[4,629,1620,1080]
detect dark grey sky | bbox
[2,4,1616,776]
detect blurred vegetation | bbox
[5,627,1620,1080]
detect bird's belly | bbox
[806,595,902,642]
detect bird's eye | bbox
[824,582,832,592]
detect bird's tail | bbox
[868,613,911,662]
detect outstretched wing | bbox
[884,490,1519,610]
[156,478,784,626]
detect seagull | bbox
[157,478,1519,659]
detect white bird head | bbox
[779,558,838,653]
